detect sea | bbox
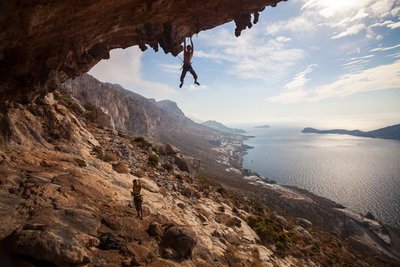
[242,127,400,228]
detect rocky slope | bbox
[0,92,334,266]
[1,86,399,266]
[62,74,246,182]
[0,0,286,102]
[62,74,212,140]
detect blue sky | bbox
[89,0,400,130]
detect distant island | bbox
[255,124,270,128]
[302,124,400,140]
[202,120,246,134]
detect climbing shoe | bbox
[179,82,183,88]
[194,81,200,86]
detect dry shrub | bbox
[113,162,129,174]
[104,152,118,162]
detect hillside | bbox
[0,79,399,265]
[202,120,246,135]
[1,91,399,266]
[62,74,247,182]
[302,124,400,140]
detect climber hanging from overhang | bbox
[179,36,200,88]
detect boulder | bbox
[174,156,190,172]
[174,155,200,174]
[226,217,242,228]
[98,233,121,250]
[275,215,289,228]
[147,222,163,239]
[296,217,313,228]
[294,225,313,240]
[165,144,180,155]
[159,225,197,259]
[85,107,115,130]
[9,224,91,265]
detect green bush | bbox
[83,102,96,111]
[75,158,87,168]
[57,94,74,106]
[93,146,106,160]
[134,137,151,149]
[148,154,159,166]
[134,136,146,143]
[93,147,118,163]
[247,214,292,256]
[197,176,210,185]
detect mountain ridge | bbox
[202,120,246,135]
[302,124,400,140]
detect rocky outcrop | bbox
[86,107,116,131]
[61,75,235,178]
[62,74,213,140]
[159,225,197,260]
[0,0,286,102]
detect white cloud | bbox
[370,44,400,52]
[391,6,400,16]
[331,24,366,39]
[265,15,314,35]
[89,47,176,98]
[284,64,317,91]
[197,28,304,83]
[340,55,375,72]
[267,0,399,40]
[387,52,400,59]
[268,61,400,103]
[369,0,397,18]
[387,21,400,29]
[158,63,182,75]
[369,20,400,30]
[187,84,208,91]
[276,36,292,42]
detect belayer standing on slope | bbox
[131,179,143,219]
[179,36,200,88]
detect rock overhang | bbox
[0,0,287,102]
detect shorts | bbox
[134,195,143,206]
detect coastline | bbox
[215,133,400,261]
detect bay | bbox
[243,127,400,228]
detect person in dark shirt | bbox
[131,179,143,219]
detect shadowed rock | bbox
[159,225,197,260]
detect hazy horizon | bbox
[89,0,400,130]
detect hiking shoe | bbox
[179,82,183,88]
[194,81,200,86]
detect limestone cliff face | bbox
[0,0,286,102]
[62,74,214,141]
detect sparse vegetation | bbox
[112,162,129,173]
[134,136,151,149]
[197,176,210,185]
[75,158,87,168]
[93,146,118,162]
[93,146,106,160]
[247,214,292,257]
[54,92,74,106]
[83,102,96,111]
[103,152,118,163]
[148,153,159,166]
